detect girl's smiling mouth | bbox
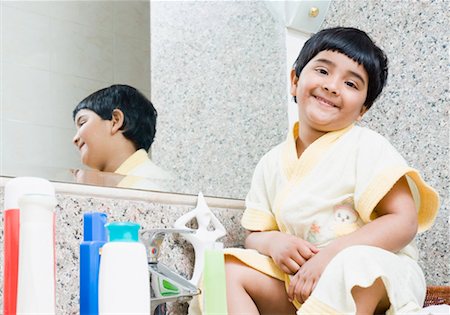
[315,95,340,109]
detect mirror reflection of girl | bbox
[220,27,440,315]
[72,84,173,190]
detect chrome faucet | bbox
[140,228,201,315]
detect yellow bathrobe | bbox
[224,122,439,314]
[114,149,174,191]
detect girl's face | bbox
[73,109,112,171]
[291,50,369,134]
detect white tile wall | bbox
[2,62,52,125]
[49,1,114,32]
[49,73,110,127]
[2,6,51,69]
[113,35,150,92]
[113,1,150,40]
[3,1,114,31]
[50,19,114,81]
[1,120,80,171]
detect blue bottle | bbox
[80,212,107,315]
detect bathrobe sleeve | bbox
[241,150,280,232]
[353,129,439,232]
[225,148,285,283]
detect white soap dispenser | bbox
[174,192,227,285]
[98,222,150,315]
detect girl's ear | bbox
[111,109,125,134]
[290,68,299,97]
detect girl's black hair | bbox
[293,27,388,109]
[73,84,157,151]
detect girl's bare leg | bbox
[225,256,296,315]
[351,277,390,315]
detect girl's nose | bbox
[323,79,340,95]
[73,133,80,146]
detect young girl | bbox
[224,27,440,314]
[72,84,173,190]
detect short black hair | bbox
[73,84,157,151]
[293,27,388,109]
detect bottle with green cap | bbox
[98,222,150,314]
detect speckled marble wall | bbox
[321,0,449,285]
[150,1,287,199]
[0,187,246,314]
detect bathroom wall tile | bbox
[1,62,106,130]
[1,1,54,16]
[56,127,84,172]
[1,121,80,175]
[1,62,52,125]
[1,5,51,69]
[49,72,111,128]
[47,1,114,32]
[113,0,150,40]
[2,1,114,31]
[140,89,151,101]
[50,19,114,81]
[113,35,150,92]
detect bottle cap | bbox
[83,212,108,242]
[106,222,140,242]
[4,177,55,210]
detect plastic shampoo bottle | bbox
[98,222,150,315]
[3,177,56,315]
[80,212,108,315]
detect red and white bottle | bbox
[3,177,56,315]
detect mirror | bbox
[0,1,287,199]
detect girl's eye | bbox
[316,68,328,75]
[345,81,358,89]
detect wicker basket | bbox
[424,286,450,307]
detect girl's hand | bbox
[267,232,319,274]
[287,248,334,304]
[285,176,419,304]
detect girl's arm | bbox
[245,230,319,275]
[288,176,418,303]
[326,175,418,254]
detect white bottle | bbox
[3,177,55,315]
[17,188,57,314]
[98,222,150,315]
